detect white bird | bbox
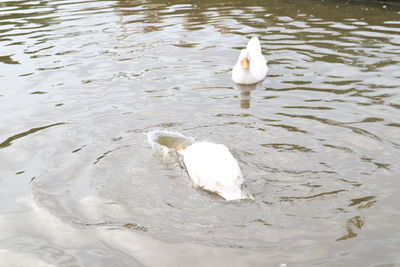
[232,36,268,84]
[177,142,244,201]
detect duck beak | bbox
[175,144,184,151]
[241,57,249,69]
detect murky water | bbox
[1,0,400,266]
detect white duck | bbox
[177,142,244,201]
[232,36,268,84]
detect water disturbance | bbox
[0,0,399,266]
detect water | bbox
[1,0,400,266]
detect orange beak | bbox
[241,57,249,69]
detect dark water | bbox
[1,0,400,266]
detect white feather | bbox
[232,36,268,84]
[179,142,244,201]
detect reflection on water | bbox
[1,0,400,266]
[234,82,263,108]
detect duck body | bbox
[179,141,244,201]
[232,36,268,84]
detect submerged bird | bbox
[177,141,244,201]
[232,36,268,84]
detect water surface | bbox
[1,0,400,266]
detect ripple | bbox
[281,189,347,202]
[348,196,377,208]
[261,143,313,153]
[0,123,65,149]
[1,0,400,265]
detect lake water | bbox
[1,0,400,266]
